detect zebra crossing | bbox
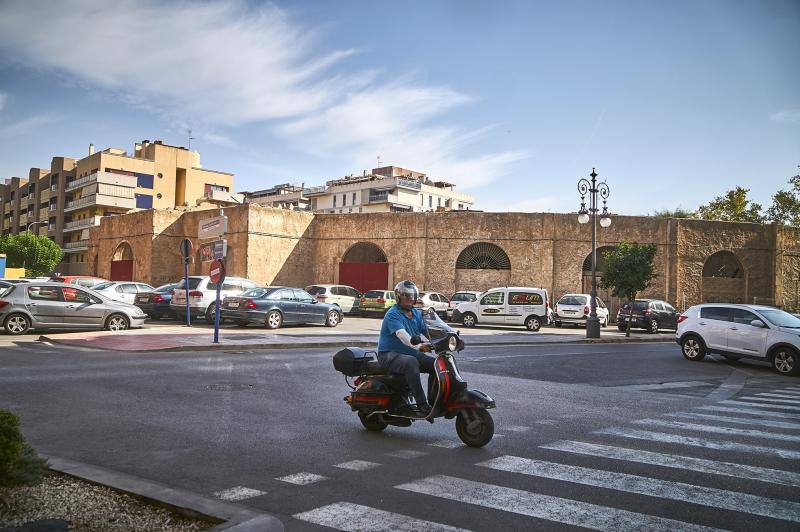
[218,384,800,531]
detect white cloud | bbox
[0,92,7,112]
[0,114,62,138]
[201,132,237,148]
[770,110,800,123]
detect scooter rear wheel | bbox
[455,408,494,447]
[358,411,388,432]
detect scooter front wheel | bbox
[455,408,494,447]
[358,411,388,432]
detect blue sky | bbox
[0,0,797,214]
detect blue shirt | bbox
[378,305,429,357]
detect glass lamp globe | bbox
[600,215,612,228]
[578,212,590,224]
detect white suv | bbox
[171,276,260,321]
[554,293,609,328]
[677,304,800,376]
[452,287,549,332]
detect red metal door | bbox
[110,260,133,281]
[339,262,389,294]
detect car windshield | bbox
[759,309,800,328]
[93,281,114,290]
[622,301,648,311]
[452,293,477,302]
[305,286,325,295]
[155,284,176,293]
[363,290,384,298]
[176,278,203,290]
[559,295,587,306]
[241,288,277,299]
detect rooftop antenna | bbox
[188,129,195,151]
[377,155,382,166]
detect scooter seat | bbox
[364,360,393,375]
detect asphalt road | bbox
[2,341,799,531]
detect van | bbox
[451,287,549,331]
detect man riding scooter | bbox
[376,280,436,418]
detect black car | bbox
[617,299,679,333]
[134,283,178,320]
[220,287,342,329]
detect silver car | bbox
[0,282,147,335]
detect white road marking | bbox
[697,405,800,420]
[395,475,722,532]
[634,418,800,443]
[721,400,800,412]
[334,460,381,471]
[595,427,800,459]
[386,450,427,459]
[503,425,532,432]
[478,455,800,524]
[614,380,714,391]
[293,502,470,531]
[276,472,328,485]
[738,396,800,405]
[429,439,463,448]
[668,412,800,430]
[213,486,266,501]
[760,392,800,398]
[540,440,800,487]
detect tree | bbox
[599,241,657,337]
[0,233,64,277]
[651,207,695,219]
[766,174,800,226]
[695,186,765,223]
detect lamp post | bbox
[578,168,612,339]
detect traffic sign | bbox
[199,239,227,262]
[210,259,225,284]
[180,238,193,260]
[198,215,228,239]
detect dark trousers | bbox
[378,351,436,406]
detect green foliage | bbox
[766,175,800,226]
[0,232,63,277]
[599,241,658,337]
[651,207,696,219]
[696,186,765,223]
[0,410,48,488]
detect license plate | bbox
[228,301,239,308]
[564,310,576,314]
[137,297,148,303]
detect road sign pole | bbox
[213,281,221,343]
[210,258,225,344]
[184,260,191,327]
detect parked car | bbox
[0,282,147,334]
[221,287,342,329]
[50,275,108,288]
[414,291,450,317]
[170,276,260,321]
[0,281,14,296]
[677,303,800,376]
[554,294,610,328]
[452,287,550,331]
[305,284,361,314]
[91,281,155,305]
[134,283,178,320]
[359,290,396,316]
[617,299,678,333]
[447,291,483,320]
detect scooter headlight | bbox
[448,335,458,352]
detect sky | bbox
[0,0,798,215]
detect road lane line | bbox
[276,472,328,485]
[478,456,800,523]
[293,502,469,531]
[395,475,721,532]
[738,396,800,405]
[333,460,381,471]
[386,450,427,459]
[668,412,800,430]
[213,486,266,501]
[757,392,800,399]
[721,400,800,412]
[697,405,800,420]
[429,440,463,448]
[540,440,800,487]
[595,427,800,459]
[634,419,800,442]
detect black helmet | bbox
[394,280,419,304]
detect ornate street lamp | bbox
[578,168,612,339]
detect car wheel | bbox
[205,303,218,322]
[554,321,562,328]
[649,319,659,334]
[326,310,341,327]
[105,314,129,332]
[4,313,31,335]
[265,310,283,329]
[149,313,162,321]
[601,316,608,327]
[461,312,477,327]
[772,347,800,376]
[681,335,706,361]
[525,316,541,332]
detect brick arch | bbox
[110,241,134,281]
[338,241,391,293]
[454,241,512,292]
[342,241,388,263]
[701,250,746,303]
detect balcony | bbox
[65,171,137,193]
[62,240,89,252]
[368,192,400,205]
[64,193,135,213]
[63,216,101,233]
[397,178,422,190]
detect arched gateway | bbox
[110,241,134,281]
[701,250,746,303]
[338,242,390,293]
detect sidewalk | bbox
[37,319,675,352]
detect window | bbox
[453,293,478,302]
[428,195,432,208]
[439,294,449,304]
[135,194,153,209]
[135,173,154,189]
[654,302,665,311]
[294,289,315,303]
[27,286,60,301]
[205,184,229,193]
[664,303,676,313]
[342,194,346,206]
[509,292,544,305]
[429,294,440,302]
[135,284,153,292]
[352,192,356,204]
[273,289,295,301]
[241,280,259,289]
[221,279,242,291]
[732,309,759,325]
[438,197,441,207]
[306,286,325,296]
[480,292,504,305]
[700,307,731,321]
[119,284,138,294]
[333,196,337,207]
[62,287,96,303]
[559,295,588,306]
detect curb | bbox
[45,455,284,531]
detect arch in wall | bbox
[454,242,512,292]
[110,241,134,281]
[339,241,390,293]
[581,246,619,317]
[701,250,746,303]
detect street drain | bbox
[206,383,254,391]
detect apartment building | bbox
[245,166,474,214]
[0,140,234,275]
